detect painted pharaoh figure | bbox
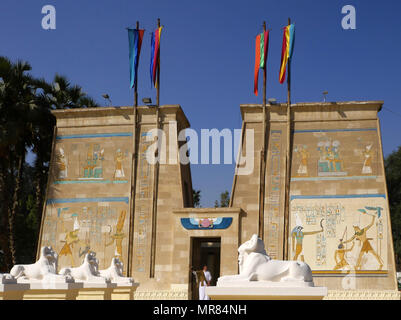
[342,213,384,271]
[114,149,125,178]
[294,145,309,176]
[362,144,373,174]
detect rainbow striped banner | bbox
[253,30,269,96]
[279,24,295,84]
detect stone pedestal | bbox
[75,282,117,300]
[110,283,139,300]
[206,283,327,300]
[22,282,83,300]
[0,283,29,300]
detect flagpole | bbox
[134,21,139,107]
[150,18,161,278]
[259,21,267,239]
[263,21,267,108]
[127,20,140,277]
[287,17,291,106]
[156,18,160,107]
[284,17,292,260]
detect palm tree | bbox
[0,56,99,269]
[0,57,38,265]
[47,74,98,109]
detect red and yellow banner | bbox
[279,24,295,84]
[150,26,163,88]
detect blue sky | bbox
[1,0,401,207]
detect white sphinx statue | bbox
[218,234,314,287]
[10,246,73,283]
[59,252,110,283]
[99,257,133,284]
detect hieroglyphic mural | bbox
[81,143,104,179]
[134,131,154,273]
[291,128,379,181]
[53,133,131,184]
[290,195,388,273]
[317,139,346,176]
[40,132,133,273]
[41,197,129,272]
[265,130,282,259]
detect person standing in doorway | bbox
[193,270,208,300]
[193,265,212,300]
[203,265,212,286]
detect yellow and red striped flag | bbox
[279,24,295,84]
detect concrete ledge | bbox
[21,282,82,300]
[205,286,327,300]
[216,280,315,288]
[0,283,30,300]
[80,282,116,289]
[111,283,139,300]
[2,282,139,300]
[75,282,117,300]
[22,282,83,290]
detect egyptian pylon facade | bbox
[231,101,399,298]
[37,101,400,299]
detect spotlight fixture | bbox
[102,94,112,106]
[323,91,328,102]
[142,97,152,104]
[268,98,277,105]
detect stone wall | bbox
[231,101,398,291]
[37,105,194,296]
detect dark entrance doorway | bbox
[190,237,221,300]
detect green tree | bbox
[192,189,201,208]
[0,57,39,266]
[385,146,401,272]
[214,190,230,208]
[0,56,98,271]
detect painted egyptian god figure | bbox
[218,234,314,286]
